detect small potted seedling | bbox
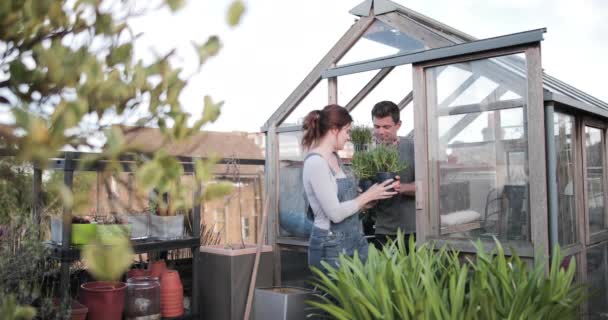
[369,145,407,192]
[353,145,407,192]
[350,124,373,152]
[352,151,374,192]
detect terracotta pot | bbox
[147,259,167,279]
[53,299,88,320]
[127,268,148,279]
[79,281,126,320]
[160,269,183,317]
[69,299,88,320]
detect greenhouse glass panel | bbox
[281,80,327,127]
[587,242,608,318]
[337,70,378,106]
[585,126,606,235]
[278,131,311,238]
[426,53,530,241]
[554,112,577,246]
[339,19,426,66]
[349,65,412,129]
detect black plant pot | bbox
[353,143,369,152]
[375,172,398,192]
[358,179,374,192]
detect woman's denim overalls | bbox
[306,153,369,271]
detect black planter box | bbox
[198,245,273,320]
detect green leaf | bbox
[94,13,113,35]
[194,36,222,66]
[82,234,134,281]
[166,0,185,12]
[107,43,133,66]
[105,126,126,156]
[202,95,224,124]
[226,0,246,26]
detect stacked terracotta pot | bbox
[147,260,167,279]
[126,268,148,279]
[160,269,184,317]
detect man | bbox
[370,100,416,249]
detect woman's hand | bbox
[357,179,397,208]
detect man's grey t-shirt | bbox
[374,136,416,235]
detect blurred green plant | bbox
[351,151,374,180]
[310,232,587,320]
[44,171,96,217]
[0,0,247,301]
[0,157,33,224]
[0,295,36,320]
[0,216,56,319]
[350,124,373,151]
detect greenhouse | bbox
[2,0,607,319]
[263,0,608,318]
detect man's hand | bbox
[393,175,402,192]
[394,175,415,196]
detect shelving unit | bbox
[37,151,266,317]
[38,151,203,317]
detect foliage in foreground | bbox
[0,216,55,319]
[310,233,587,320]
[1,0,246,283]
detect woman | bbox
[302,104,397,270]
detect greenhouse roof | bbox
[262,0,608,131]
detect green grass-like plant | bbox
[350,124,373,149]
[352,145,407,181]
[308,232,587,320]
[369,144,407,173]
[352,151,374,180]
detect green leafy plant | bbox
[350,124,373,151]
[369,144,407,173]
[352,145,407,181]
[351,151,374,180]
[309,232,587,320]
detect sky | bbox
[125,0,608,133]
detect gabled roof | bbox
[350,0,608,114]
[263,0,608,131]
[122,126,264,160]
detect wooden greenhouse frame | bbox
[263,1,608,317]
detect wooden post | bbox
[243,194,271,320]
[413,65,429,241]
[265,126,281,285]
[329,64,337,104]
[525,44,549,262]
